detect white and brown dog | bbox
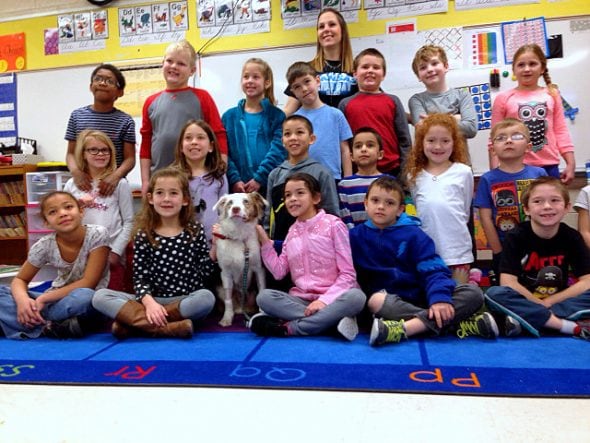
[212,192,267,326]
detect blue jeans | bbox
[0,284,96,339]
[486,285,590,332]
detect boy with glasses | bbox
[65,64,136,197]
[474,118,547,279]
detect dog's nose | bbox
[231,206,240,214]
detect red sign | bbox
[0,33,26,72]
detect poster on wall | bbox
[48,10,108,55]
[0,74,18,147]
[501,16,547,64]
[365,0,447,22]
[0,33,26,72]
[197,0,271,38]
[455,0,539,11]
[119,1,188,46]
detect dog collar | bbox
[213,232,229,240]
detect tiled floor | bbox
[0,384,589,442]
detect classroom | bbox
[0,0,589,442]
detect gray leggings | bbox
[376,284,484,335]
[257,288,366,336]
[92,288,215,321]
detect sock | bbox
[559,320,577,335]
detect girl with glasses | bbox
[64,129,134,292]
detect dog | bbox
[212,192,267,326]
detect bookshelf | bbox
[0,164,37,265]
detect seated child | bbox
[338,127,387,229]
[486,177,590,339]
[349,176,498,346]
[0,191,109,339]
[250,173,366,340]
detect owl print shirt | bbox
[491,87,574,167]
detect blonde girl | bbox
[249,172,365,340]
[172,119,228,246]
[406,113,474,284]
[92,167,215,339]
[64,129,134,291]
[0,191,109,339]
[490,44,575,183]
[222,58,286,195]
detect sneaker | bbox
[248,312,288,337]
[336,316,358,341]
[504,315,522,337]
[456,312,499,339]
[42,317,84,339]
[369,318,406,347]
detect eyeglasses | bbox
[85,148,111,156]
[493,132,527,143]
[92,75,119,87]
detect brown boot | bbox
[164,300,184,322]
[113,300,193,339]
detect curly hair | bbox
[133,167,198,247]
[405,113,469,185]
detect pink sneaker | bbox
[468,268,482,286]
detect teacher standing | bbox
[283,8,358,115]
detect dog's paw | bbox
[219,313,234,327]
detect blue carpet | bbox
[1,332,589,397]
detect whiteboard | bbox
[17,16,589,188]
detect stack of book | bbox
[0,180,25,205]
[0,212,26,237]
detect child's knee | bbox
[367,290,386,314]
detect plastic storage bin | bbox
[26,171,71,204]
[25,204,46,231]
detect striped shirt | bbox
[65,105,136,167]
[338,173,387,229]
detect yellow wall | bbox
[0,0,588,71]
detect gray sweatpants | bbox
[257,288,366,336]
[92,288,215,321]
[376,284,484,335]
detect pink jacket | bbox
[261,210,359,305]
[491,87,573,167]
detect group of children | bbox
[0,32,589,346]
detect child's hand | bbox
[232,182,246,193]
[16,297,45,328]
[142,296,168,327]
[209,245,217,262]
[244,179,261,193]
[98,174,120,196]
[304,300,327,316]
[428,302,455,329]
[72,170,92,192]
[255,225,270,244]
[560,165,575,185]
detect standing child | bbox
[222,58,286,196]
[140,40,227,194]
[0,191,109,339]
[287,61,353,180]
[172,119,228,247]
[408,45,477,141]
[339,48,412,177]
[486,177,590,339]
[574,184,590,249]
[349,177,496,347]
[338,127,386,229]
[490,44,575,184]
[64,130,134,291]
[65,63,136,196]
[405,113,474,284]
[266,115,339,244]
[93,167,216,339]
[474,118,547,277]
[250,173,365,340]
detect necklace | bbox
[325,59,341,70]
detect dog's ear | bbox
[212,195,228,214]
[249,192,268,218]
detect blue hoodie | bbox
[222,98,286,193]
[349,212,455,306]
